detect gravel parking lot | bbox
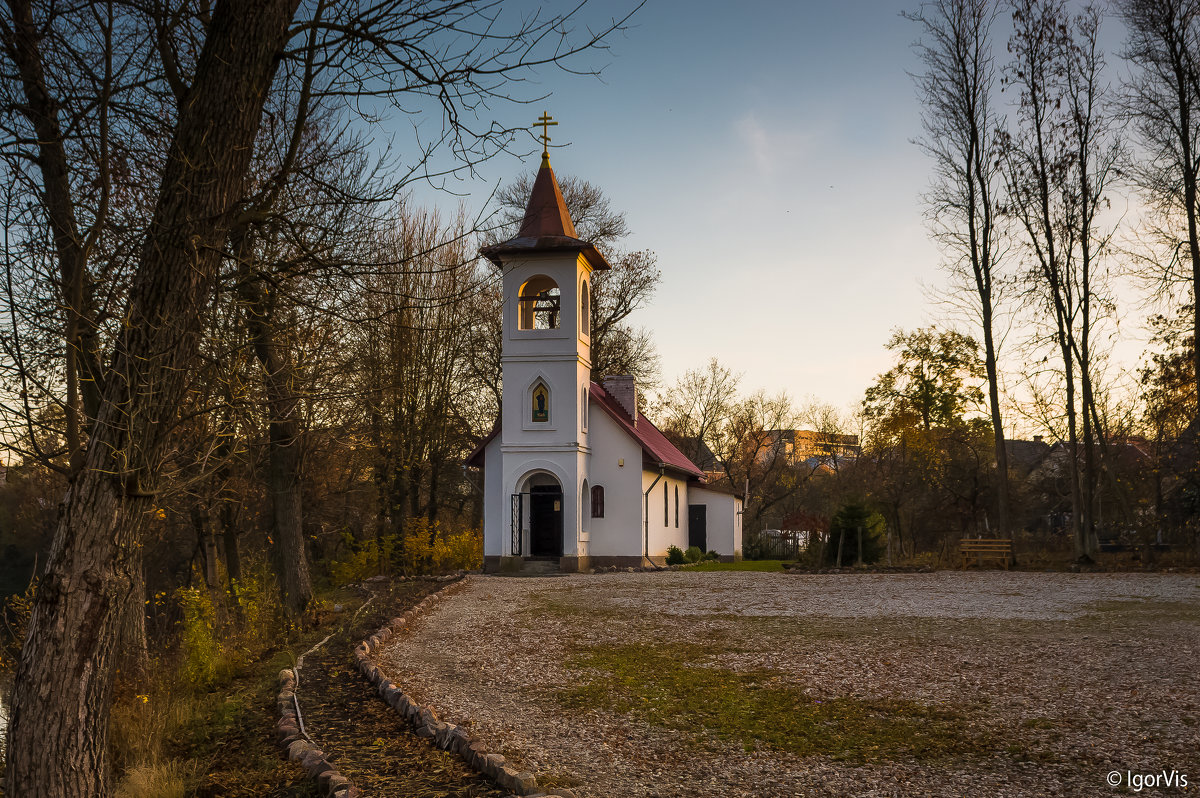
[377,571,1200,798]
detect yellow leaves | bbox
[400,519,482,573]
[329,521,482,583]
[0,577,37,672]
[176,586,221,685]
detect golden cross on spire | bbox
[534,111,557,167]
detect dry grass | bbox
[114,760,197,798]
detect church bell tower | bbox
[480,115,611,564]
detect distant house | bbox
[1029,438,1152,481]
[673,436,721,473]
[1020,437,1154,537]
[762,429,860,468]
[1005,436,1051,476]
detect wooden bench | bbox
[960,538,1013,570]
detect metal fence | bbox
[744,528,809,560]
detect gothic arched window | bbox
[591,485,604,518]
[580,278,590,336]
[531,382,550,422]
[674,485,679,528]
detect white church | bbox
[466,148,743,572]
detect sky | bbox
[402,0,1145,417]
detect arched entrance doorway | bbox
[522,472,563,558]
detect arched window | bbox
[518,275,560,330]
[663,482,668,526]
[531,382,550,422]
[674,485,679,528]
[591,485,604,518]
[581,385,589,431]
[580,279,590,336]
[581,481,590,528]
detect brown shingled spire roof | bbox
[480,156,611,270]
[518,162,578,239]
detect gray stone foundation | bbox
[484,554,672,573]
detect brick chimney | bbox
[602,375,638,426]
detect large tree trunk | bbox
[233,227,312,615]
[268,411,310,614]
[3,2,298,794]
[1081,348,1098,554]
[1184,98,1200,422]
[981,308,1011,542]
[193,503,220,590]
[239,284,312,615]
[115,542,149,683]
[220,501,243,586]
[1058,339,1087,562]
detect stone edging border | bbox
[355,574,579,798]
[272,573,464,797]
[274,666,352,797]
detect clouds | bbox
[735,113,774,175]
[733,111,823,177]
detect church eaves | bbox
[480,158,612,271]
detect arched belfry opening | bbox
[518,275,560,330]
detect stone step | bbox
[514,558,561,576]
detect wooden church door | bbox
[688,504,707,552]
[529,485,563,557]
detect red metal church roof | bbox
[588,381,704,478]
[464,385,704,481]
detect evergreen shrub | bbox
[824,502,886,566]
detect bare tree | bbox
[1001,0,1118,561]
[654,358,740,469]
[1064,5,1122,554]
[355,203,483,543]
[3,2,303,792]
[1118,0,1200,422]
[907,0,1012,540]
[711,389,802,530]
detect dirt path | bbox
[292,579,507,797]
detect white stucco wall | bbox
[583,404,643,557]
[689,486,743,557]
[640,470,691,558]
[482,435,503,556]
[496,250,595,558]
